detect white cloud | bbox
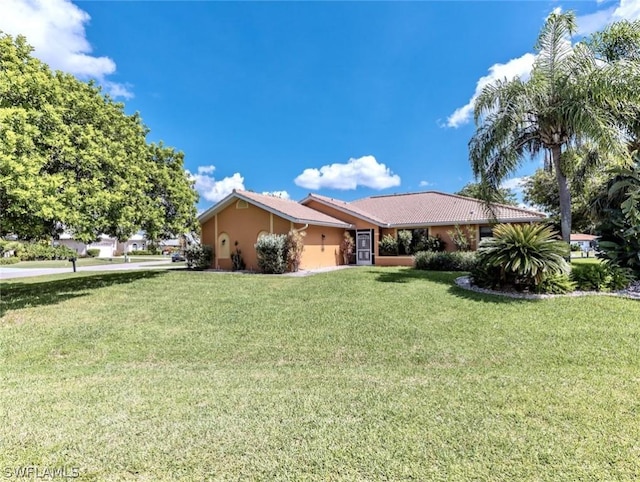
[262,191,290,199]
[578,0,640,34]
[446,53,536,128]
[188,166,245,203]
[294,155,401,190]
[501,176,528,191]
[0,0,133,98]
[419,180,433,187]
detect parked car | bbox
[171,252,185,262]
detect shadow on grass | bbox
[371,267,539,304]
[372,268,470,288]
[0,270,165,316]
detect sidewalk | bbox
[0,259,175,280]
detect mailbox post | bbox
[69,257,77,272]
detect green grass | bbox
[7,257,168,269]
[1,268,639,481]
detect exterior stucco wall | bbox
[304,200,380,257]
[200,202,346,271]
[298,225,343,270]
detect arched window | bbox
[218,233,230,259]
[257,230,269,241]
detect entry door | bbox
[356,230,372,265]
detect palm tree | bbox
[469,11,640,244]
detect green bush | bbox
[379,234,398,256]
[185,244,213,270]
[15,242,77,261]
[414,251,477,271]
[448,225,474,251]
[570,263,634,292]
[534,273,577,294]
[129,250,155,255]
[570,243,582,252]
[87,248,100,257]
[255,234,287,274]
[472,223,570,291]
[397,230,413,255]
[0,257,19,265]
[414,234,446,253]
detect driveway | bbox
[0,259,176,280]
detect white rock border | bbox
[455,276,640,300]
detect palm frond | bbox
[534,11,577,86]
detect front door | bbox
[356,230,372,265]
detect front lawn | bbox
[1,268,638,480]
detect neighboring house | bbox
[570,233,598,252]
[58,233,118,257]
[198,189,546,271]
[58,232,151,257]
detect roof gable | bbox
[198,190,353,228]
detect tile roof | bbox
[198,190,353,228]
[349,191,546,226]
[302,193,387,225]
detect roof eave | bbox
[388,216,546,228]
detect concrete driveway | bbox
[0,259,177,280]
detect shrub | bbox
[231,246,245,271]
[379,234,398,256]
[255,234,287,274]
[15,242,77,261]
[185,244,213,270]
[448,225,474,251]
[570,243,582,252]
[414,251,477,271]
[414,234,446,252]
[286,230,305,272]
[87,248,100,257]
[570,263,634,292]
[129,250,155,255]
[534,273,577,294]
[0,257,19,265]
[473,223,570,291]
[397,230,413,255]
[340,232,354,265]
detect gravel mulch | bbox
[455,276,640,300]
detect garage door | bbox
[89,241,114,257]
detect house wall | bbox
[304,200,380,257]
[58,239,87,256]
[200,202,346,271]
[298,225,344,269]
[202,202,272,270]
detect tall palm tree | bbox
[469,11,640,244]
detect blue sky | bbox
[2,0,639,211]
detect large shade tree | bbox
[0,33,198,242]
[469,11,640,244]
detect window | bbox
[257,230,269,241]
[479,226,493,239]
[236,200,248,209]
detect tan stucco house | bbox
[198,190,546,271]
